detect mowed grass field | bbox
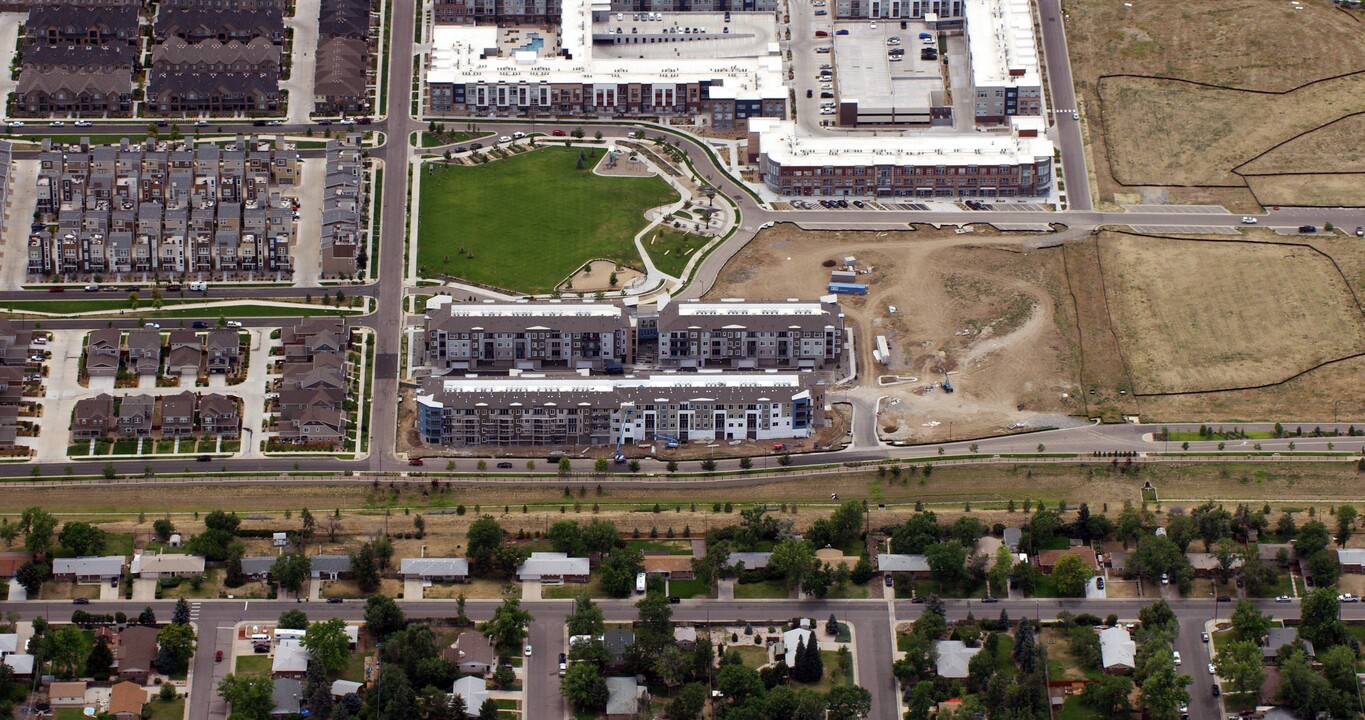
[417,147,678,293]
[1097,233,1365,394]
[1065,0,1365,207]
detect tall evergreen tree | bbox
[805,634,823,682]
[1014,619,1037,674]
[172,598,191,626]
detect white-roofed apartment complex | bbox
[648,297,845,370]
[423,297,633,372]
[965,0,1041,123]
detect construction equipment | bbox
[942,371,954,393]
[650,432,682,449]
[613,404,635,463]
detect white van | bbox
[188,281,208,291]
[635,572,646,594]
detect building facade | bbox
[834,0,961,21]
[651,297,844,369]
[416,373,821,447]
[423,298,633,371]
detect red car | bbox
[815,30,829,36]
[552,129,567,136]
[408,458,424,466]
[215,650,223,662]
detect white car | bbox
[268,120,284,126]
[227,320,243,328]
[512,131,526,139]
[1072,112,1079,121]
[820,108,837,115]
[1240,216,1258,224]
[49,121,64,127]
[195,120,209,126]
[1172,651,1181,666]
[821,84,833,90]
[819,63,833,69]
[6,121,23,127]
[889,55,902,61]
[499,135,513,143]
[1338,593,1358,603]
[1207,663,1216,674]
[1275,595,1292,603]
[523,644,532,656]
[74,121,93,127]
[144,322,161,330]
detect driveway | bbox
[403,578,428,599]
[98,582,121,601]
[0,160,38,290]
[289,158,326,286]
[132,578,158,601]
[282,0,322,123]
[0,15,22,115]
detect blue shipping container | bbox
[827,282,868,295]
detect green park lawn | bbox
[642,226,709,279]
[417,147,678,293]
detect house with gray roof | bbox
[727,551,772,571]
[1100,626,1135,674]
[934,640,982,679]
[125,330,162,375]
[516,552,590,582]
[270,677,304,715]
[452,676,488,714]
[877,553,931,577]
[53,555,126,583]
[400,557,469,582]
[606,677,646,720]
[241,556,275,579]
[117,394,154,437]
[85,328,121,377]
[309,555,351,580]
[603,629,634,671]
[200,394,240,438]
[1264,627,1312,662]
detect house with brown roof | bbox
[200,394,240,438]
[116,625,159,683]
[72,393,114,439]
[1037,546,1098,575]
[85,328,121,377]
[159,391,196,437]
[107,681,146,719]
[0,321,34,367]
[641,554,695,580]
[277,387,345,413]
[205,329,241,374]
[281,352,346,391]
[165,330,202,376]
[277,405,345,445]
[48,680,87,706]
[116,394,154,437]
[313,36,369,114]
[125,330,162,375]
[0,366,27,404]
[146,38,282,115]
[448,630,496,675]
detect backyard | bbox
[416,147,678,293]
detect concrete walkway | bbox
[281,0,322,124]
[290,158,326,286]
[0,159,38,291]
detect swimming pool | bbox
[513,33,545,52]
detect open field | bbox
[1065,0,1365,208]
[1243,174,1365,208]
[416,147,678,293]
[645,227,710,278]
[707,224,1076,441]
[1238,113,1365,175]
[1097,232,1365,394]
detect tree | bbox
[139,607,157,625]
[654,645,691,688]
[1080,674,1133,715]
[304,618,352,673]
[219,674,275,720]
[1013,620,1037,673]
[668,683,708,720]
[1336,505,1357,546]
[277,609,309,630]
[600,547,643,598]
[477,698,498,720]
[716,663,765,704]
[363,595,407,642]
[825,685,872,720]
[1277,646,1338,720]
[86,635,114,679]
[20,507,57,558]
[561,661,608,710]
[44,625,88,677]
[1214,638,1265,699]
[480,598,533,652]
[924,540,968,585]
[203,509,242,534]
[56,521,106,555]
[1297,520,1331,557]
[1229,600,1271,643]
[770,538,818,587]
[581,519,622,553]
[466,516,506,576]
[547,520,585,555]
[271,553,310,597]
[1299,588,1347,649]
[15,560,49,594]
[156,622,197,671]
[1138,599,1178,637]
[299,508,316,544]
[172,598,191,625]
[1051,553,1094,597]
[350,541,382,593]
[152,518,175,541]
[566,594,605,637]
[1191,501,1233,551]
[635,592,674,654]
[558,456,572,476]
[1211,537,1244,583]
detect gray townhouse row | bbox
[29,137,299,280]
[72,391,241,440]
[85,327,243,379]
[319,137,368,278]
[272,318,354,447]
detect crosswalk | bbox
[189,602,202,623]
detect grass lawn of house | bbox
[666,578,714,599]
[147,698,185,720]
[235,654,271,676]
[542,576,607,599]
[733,579,790,599]
[417,147,678,293]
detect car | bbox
[195,120,209,126]
[197,454,212,462]
[821,92,835,99]
[144,322,160,329]
[125,285,142,291]
[853,200,865,208]
[409,458,425,466]
[807,89,814,98]
[340,118,356,125]
[559,661,567,676]
[49,121,64,127]
[1299,225,1317,233]
[552,129,567,136]
[74,120,93,127]
[667,596,681,604]
[1201,632,1209,643]
[469,142,484,150]
[815,46,831,53]
[47,286,63,293]
[156,121,168,128]
[1339,593,1358,603]
[216,650,223,662]
[226,320,243,328]
[72,598,89,605]
[1275,595,1292,602]
[189,280,208,292]
[885,574,894,586]
[820,63,833,69]
[496,461,513,469]
[815,9,827,14]
[498,136,511,143]
[512,131,526,139]
[815,30,829,37]
[1216,595,1232,602]
[1072,111,1079,120]
[165,284,181,292]
[84,284,99,292]
[820,108,837,115]
[1161,572,1169,584]
[1178,705,1188,720]
[559,653,567,663]
[980,596,999,603]
[836,29,849,34]
[1096,577,1105,590]
[317,119,332,125]
[1172,651,1181,665]
[889,55,903,62]
[910,596,926,603]
[328,597,343,604]
[268,120,284,126]
[253,120,267,127]
[192,321,209,329]
[1208,663,1217,674]
[821,83,833,89]
[919,32,933,38]
[357,117,372,125]
[523,644,533,656]
[1240,216,1257,224]
[253,644,270,653]
[1212,684,1221,697]
[6,121,23,127]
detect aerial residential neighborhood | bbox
[0,0,1361,718]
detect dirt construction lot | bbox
[707,224,1081,441]
[1065,0,1365,208]
[1098,232,1365,394]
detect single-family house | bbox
[205,329,241,374]
[125,329,162,375]
[1099,626,1136,674]
[53,555,125,583]
[309,555,351,580]
[1037,547,1097,574]
[241,556,275,579]
[131,553,206,579]
[0,633,18,656]
[1264,627,1313,663]
[1003,527,1022,552]
[330,679,363,698]
[276,405,346,445]
[450,630,495,675]
[2,653,33,677]
[108,680,147,720]
[0,552,32,580]
[781,627,813,667]
[270,677,304,716]
[452,676,489,713]
[727,551,772,571]
[1259,543,1293,568]
[116,394,154,437]
[603,629,634,671]
[641,554,694,579]
[159,391,196,437]
[1338,548,1365,573]
[516,552,590,582]
[606,677,647,720]
[934,640,982,679]
[1186,552,1244,579]
[877,553,931,578]
[49,681,88,706]
[272,638,310,678]
[165,330,202,376]
[117,625,160,683]
[72,393,115,439]
[400,557,469,582]
[85,328,121,377]
[673,627,697,651]
[199,393,240,438]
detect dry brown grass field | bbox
[1238,113,1365,175]
[1097,232,1365,394]
[1243,175,1365,208]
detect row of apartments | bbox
[313,0,374,114]
[29,137,298,278]
[434,0,778,24]
[421,296,845,371]
[13,2,138,116]
[416,373,821,446]
[85,328,242,379]
[145,0,286,115]
[72,391,241,440]
[319,138,367,278]
[272,318,354,447]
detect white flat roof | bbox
[435,301,624,318]
[675,300,828,317]
[965,0,1040,88]
[427,22,786,99]
[432,373,805,395]
[750,117,1053,167]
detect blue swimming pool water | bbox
[514,33,545,52]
